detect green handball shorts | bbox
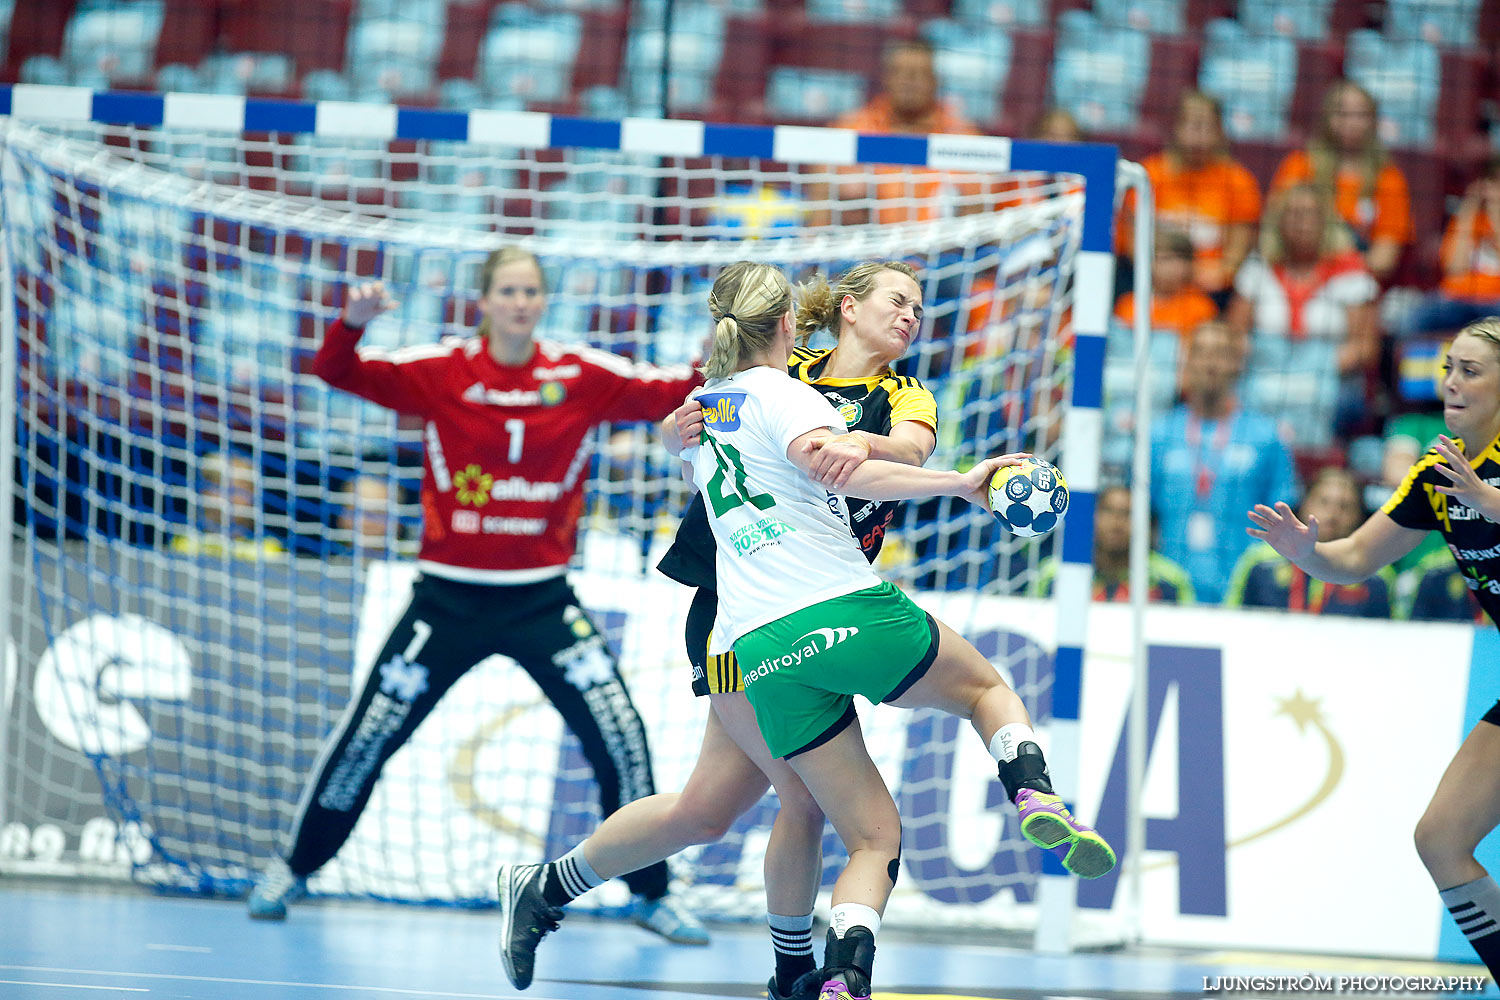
[736,581,940,759]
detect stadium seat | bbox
[993,24,1053,136]
[1093,0,1186,34]
[572,10,628,93]
[1198,17,1298,139]
[198,52,296,95]
[220,0,351,75]
[346,16,444,97]
[1345,28,1440,148]
[950,0,1047,27]
[806,0,901,22]
[155,61,202,94]
[153,0,215,71]
[1049,10,1151,133]
[63,0,165,86]
[1434,48,1487,145]
[770,11,910,85]
[711,13,769,117]
[624,6,725,114]
[1284,38,1342,141]
[763,65,866,123]
[1237,0,1333,40]
[923,18,1010,128]
[19,52,74,86]
[2,0,72,84]
[301,68,353,102]
[1384,0,1481,47]
[435,0,487,84]
[480,5,584,106]
[1136,32,1201,136]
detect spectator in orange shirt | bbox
[1119,91,1262,305]
[1114,227,1221,342]
[1399,154,1500,336]
[1270,79,1414,285]
[806,39,982,227]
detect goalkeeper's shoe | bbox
[247,857,305,920]
[767,969,824,1000]
[497,864,564,990]
[629,894,710,945]
[1014,788,1117,879]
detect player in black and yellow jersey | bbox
[494,262,935,1000]
[1247,317,1500,977]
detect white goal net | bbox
[0,92,1113,932]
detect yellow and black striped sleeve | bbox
[1379,450,1445,533]
[886,375,938,435]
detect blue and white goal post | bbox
[0,86,1150,949]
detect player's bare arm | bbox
[1247,502,1425,584]
[804,421,937,489]
[789,429,1022,503]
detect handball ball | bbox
[988,458,1069,537]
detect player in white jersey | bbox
[682,261,1116,1000]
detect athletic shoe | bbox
[246,857,305,920]
[767,969,824,1000]
[1014,788,1117,879]
[497,863,565,990]
[817,974,871,1000]
[629,894,710,945]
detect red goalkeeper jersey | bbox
[314,319,700,583]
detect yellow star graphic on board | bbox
[1274,688,1325,733]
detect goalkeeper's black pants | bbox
[281,572,670,901]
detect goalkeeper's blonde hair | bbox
[796,260,919,347]
[702,262,793,380]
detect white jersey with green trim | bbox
[684,366,881,654]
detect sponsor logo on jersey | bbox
[538,380,567,407]
[454,464,494,506]
[729,516,795,555]
[744,625,860,685]
[699,391,746,431]
[462,382,544,407]
[451,508,544,536]
[489,476,564,502]
[453,509,481,533]
[533,364,582,380]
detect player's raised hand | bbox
[672,395,705,450]
[342,281,399,329]
[804,433,871,489]
[958,453,1030,508]
[1247,501,1318,560]
[1432,434,1500,521]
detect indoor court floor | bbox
[0,881,1491,1000]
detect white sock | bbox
[988,723,1037,764]
[829,902,881,939]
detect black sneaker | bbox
[766,968,824,1000]
[497,863,564,990]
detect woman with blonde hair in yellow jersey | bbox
[1248,316,1500,975]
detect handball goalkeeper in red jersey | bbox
[1247,316,1500,976]
[247,248,710,944]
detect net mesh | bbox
[0,113,1085,925]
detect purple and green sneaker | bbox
[1015,788,1117,879]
